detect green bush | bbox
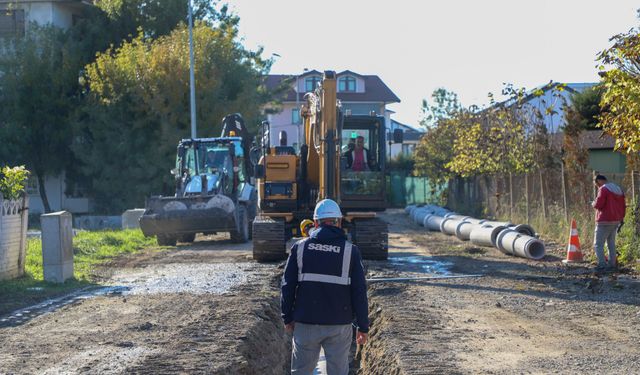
[0,165,30,200]
[617,203,640,266]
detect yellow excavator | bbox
[251,71,402,262]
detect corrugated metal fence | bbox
[386,172,445,207]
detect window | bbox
[340,123,383,196]
[0,9,25,39]
[338,76,356,92]
[304,76,321,92]
[292,108,301,124]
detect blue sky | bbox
[228,0,638,126]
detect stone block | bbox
[41,211,74,283]
[43,261,74,283]
[122,209,146,230]
[73,215,122,230]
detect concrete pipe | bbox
[444,212,463,219]
[423,214,444,231]
[440,218,465,236]
[433,209,450,217]
[405,205,416,214]
[410,207,422,223]
[508,223,536,237]
[455,221,478,241]
[410,206,421,219]
[414,208,433,226]
[481,220,511,228]
[496,229,546,260]
[469,224,507,247]
[461,217,485,225]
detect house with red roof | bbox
[264,69,402,150]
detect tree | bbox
[598,17,640,241]
[413,89,461,185]
[420,88,461,128]
[74,22,272,212]
[563,85,603,204]
[598,27,640,152]
[94,0,223,42]
[0,26,85,212]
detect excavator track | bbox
[252,216,287,262]
[351,217,389,260]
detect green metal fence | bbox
[386,172,445,207]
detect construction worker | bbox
[345,135,375,171]
[592,174,626,271]
[281,199,369,374]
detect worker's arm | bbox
[350,246,369,334]
[592,186,607,210]
[281,244,299,326]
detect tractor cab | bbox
[175,137,246,198]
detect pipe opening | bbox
[526,241,546,260]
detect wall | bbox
[0,197,28,280]
[267,102,302,147]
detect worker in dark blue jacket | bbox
[281,199,369,375]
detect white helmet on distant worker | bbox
[314,199,342,220]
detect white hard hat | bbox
[314,199,342,220]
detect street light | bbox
[188,0,196,139]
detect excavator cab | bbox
[339,115,386,211]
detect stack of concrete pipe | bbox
[404,205,545,260]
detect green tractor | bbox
[140,114,257,246]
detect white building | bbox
[0,0,90,35]
[502,82,596,134]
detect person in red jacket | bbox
[592,174,626,271]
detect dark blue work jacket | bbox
[281,225,369,333]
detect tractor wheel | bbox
[230,205,249,243]
[157,234,177,247]
[179,233,196,243]
[351,218,389,260]
[252,216,287,262]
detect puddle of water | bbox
[388,255,452,275]
[0,286,128,328]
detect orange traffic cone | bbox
[562,219,584,264]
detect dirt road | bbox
[359,210,640,374]
[1,210,639,374]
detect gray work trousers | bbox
[291,322,351,375]
[593,223,618,267]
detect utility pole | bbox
[188,0,197,138]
